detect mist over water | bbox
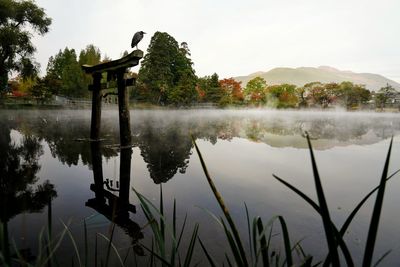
[1,109,400,266]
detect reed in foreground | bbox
[192,136,314,267]
[272,134,395,267]
[192,134,397,267]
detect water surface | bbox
[1,109,400,265]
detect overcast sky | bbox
[33,0,400,82]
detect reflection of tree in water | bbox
[0,126,57,221]
[1,113,119,167]
[0,124,57,263]
[2,110,400,187]
[132,121,192,184]
[37,117,118,166]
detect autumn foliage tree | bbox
[304,82,334,108]
[244,77,267,104]
[266,84,298,108]
[219,78,243,105]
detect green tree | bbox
[244,76,267,104]
[336,81,370,108]
[305,82,334,108]
[78,44,101,66]
[138,32,197,104]
[295,86,308,107]
[375,83,396,109]
[29,76,53,103]
[197,73,224,104]
[78,44,101,95]
[46,47,86,97]
[266,83,298,108]
[0,0,51,93]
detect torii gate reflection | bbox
[86,142,144,254]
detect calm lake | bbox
[2,109,400,266]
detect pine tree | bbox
[138,32,197,105]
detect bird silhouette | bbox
[131,31,146,50]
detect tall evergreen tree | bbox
[138,32,197,105]
[46,47,86,97]
[79,44,101,94]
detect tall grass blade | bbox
[198,237,217,267]
[38,228,45,265]
[11,239,28,266]
[183,223,199,267]
[61,220,82,267]
[37,225,69,267]
[192,137,248,266]
[47,198,53,267]
[160,184,165,246]
[95,235,98,267]
[170,199,177,267]
[323,168,400,266]
[195,206,224,228]
[372,249,392,267]
[362,137,393,267]
[177,213,188,249]
[278,216,293,267]
[305,133,340,266]
[141,244,172,267]
[252,217,259,265]
[133,189,165,257]
[149,239,154,267]
[84,219,88,267]
[256,217,269,267]
[173,199,177,240]
[340,168,400,236]
[292,238,307,259]
[104,223,116,267]
[299,256,314,267]
[221,219,244,266]
[97,232,125,267]
[244,203,254,265]
[123,247,131,265]
[225,253,234,267]
[272,175,354,266]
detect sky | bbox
[33,0,400,82]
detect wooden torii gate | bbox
[82,50,143,146]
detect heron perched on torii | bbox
[131,31,146,50]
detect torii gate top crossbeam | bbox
[82,50,143,74]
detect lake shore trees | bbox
[0,0,51,96]
[2,27,394,110]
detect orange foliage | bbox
[195,85,206,100]
[219,78,243,101]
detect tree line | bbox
[1,0,397,109]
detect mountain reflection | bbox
[1,110,399,185]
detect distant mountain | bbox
[234,66,400,91]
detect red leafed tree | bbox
[219,78,243,104]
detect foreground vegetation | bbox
[0,134,398,266]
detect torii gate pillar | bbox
[82,50,143,147]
